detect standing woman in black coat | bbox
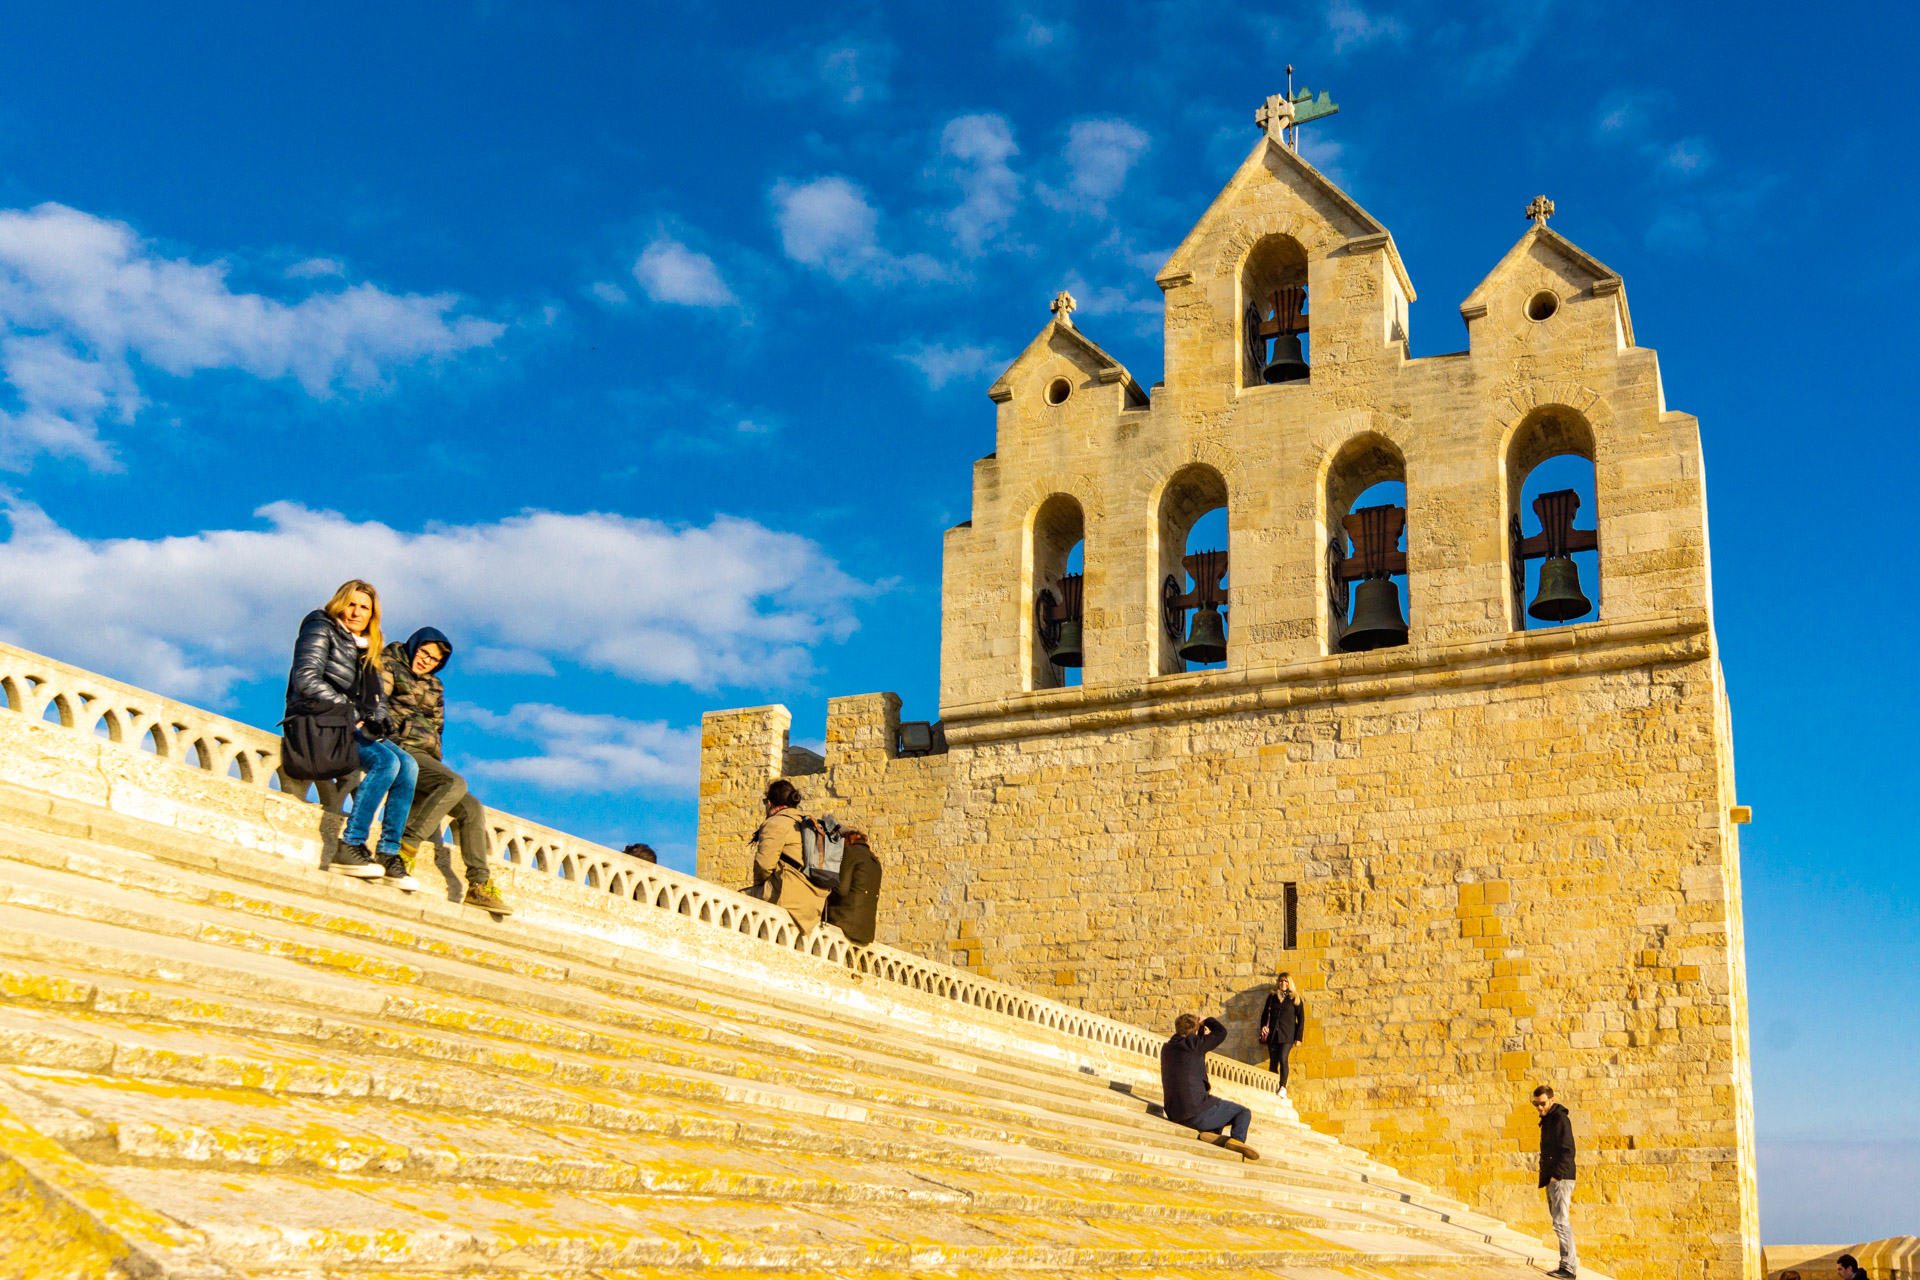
[1258,972,1306,1096]
[286,580,419,887]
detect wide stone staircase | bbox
[0,643,1596,1278]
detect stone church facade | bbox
[699,133,1757,1280]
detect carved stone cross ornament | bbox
[1050,290,1077,326]
[1526,195,1555,225]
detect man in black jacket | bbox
[1532,1083,1578,1278]
[1159,1013,1260,1161]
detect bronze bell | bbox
[1178,604,1228,664]
[1528,556,1592,622]
[1340,578,1409,651]
[1262,332,1309,384]
[1047,619,1084,668]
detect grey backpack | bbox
[797,814,847,890]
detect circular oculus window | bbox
[1526,291,1560,322]
[1045,377,1073,405]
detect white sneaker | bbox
[1277,1087,1289,1099]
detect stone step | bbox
[33,1159,1542,1275]
[0,936,1506,1245]
[0,789,1592,1277]
[0,827,1452,1195]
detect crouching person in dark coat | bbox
[1160,1012,1260,1161]
[825,829,882,946]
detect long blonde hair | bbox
[323,579,385,670]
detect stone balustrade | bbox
[0,639,1280,1095]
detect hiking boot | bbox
[1546,1270,1576,1279]
[1223,1138,1260,1161]
[329,844,384,878]
[464,881,512,916]
[376,853,420,892]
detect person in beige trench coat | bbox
[751,779,830,933]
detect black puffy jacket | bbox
[1159,1017,1227,1125]
[284,609,386,723]
[1538,1102,1577,1186]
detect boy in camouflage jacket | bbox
[381,628,511,915]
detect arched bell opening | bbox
[1155,464,1231,675]
[1324,434,1410,654]
[1506,408,1600,630]
[1027,494,1087,691]
[1240,233,1310,388]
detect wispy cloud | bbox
[895,340,1005,390]
[1040,118,1150,216]
[0,202,502,471]
[632,236,737,307]
[285,257,345,279]
[771,176,942,284]
[939,114,1023,255]
[452,702,700,793]
[1326,0,1405,52]
[998,9,1075,60]
[0,498,868,702]
[759,35,893,109]
[589,280,630,307]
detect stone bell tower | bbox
[701,108,1756,1280]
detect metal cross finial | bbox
[1050,289,1077,325]
[1526,195,1555,225]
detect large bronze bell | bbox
[1262,332,1309,384]
[1528,556,1592,622]
[1340,578,1409,651]
[1178,604,1228,664]
[1047,619,1084,668]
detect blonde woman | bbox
[285,580,418,886]
[1258,972,1305,1096]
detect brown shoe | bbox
[1195,1132,1228,1147]
[1223,1138,1260,1161]
[464,882,513,916]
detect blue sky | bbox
[0,0,1914,1245]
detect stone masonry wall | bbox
[700,137,1756,1280]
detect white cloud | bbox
[0,498,868,703]
[1297,134,1352,189]
[940,114,1022,255]
[896,341,1005,391]
[763,37,893,109]
[451,702,699,793]
[0,202,503,471]
[632,237,736,307]
[1041,119,1150,215]
[771,176,941,284]
[1662,137,1714,176]
[1327,0,1405,51]
[590,281,630,306]
[285,257,345,279]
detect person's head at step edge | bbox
[764,779,802,814]
[1174,1013,1200,1036]
[324,578,384,665]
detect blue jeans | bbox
[341,737,418,856]
[1184,1098,1252,1143]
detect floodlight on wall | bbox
[898,721,935,757]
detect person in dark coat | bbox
[1258,972,1305,1094]
[285,580,417,884]
[825,829,881,946]
[1159,1012,1260,1161]
[1531,1083,1578,1278]
[381,626,511,917]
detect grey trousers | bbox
[400,750,491,885]
[1546,1178,1577,1273]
